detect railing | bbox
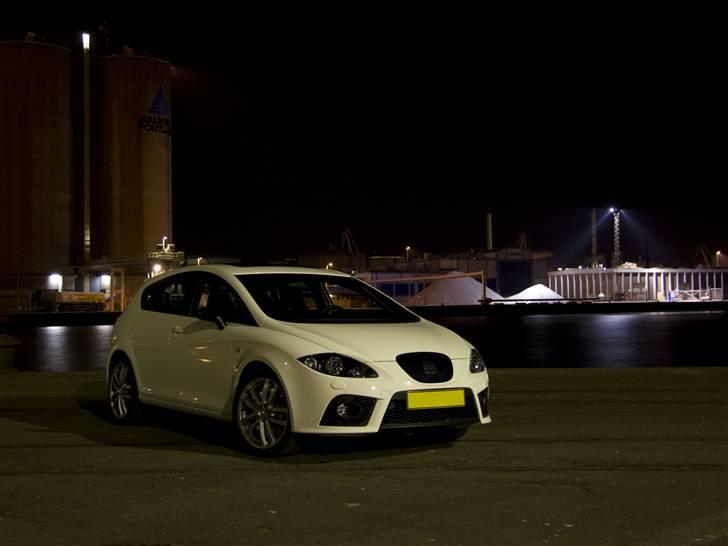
[670,289,723,301]
[145,250,185,261]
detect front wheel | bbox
[108,359,141,424]
[233,371,296,456]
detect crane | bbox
[341,228,360,254]
[516,232,528,251]
[695,244,715,268]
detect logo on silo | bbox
[138,88,172,135]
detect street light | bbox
[326,262,333,270]
[405,246,411,262]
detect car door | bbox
[170,273,258,413]
[132,272,198,402]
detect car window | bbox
[194,275,257,326]
[144,273,198,316]
[140,282,157,311]
[237,274,419,323]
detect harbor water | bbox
[4,311,727,372]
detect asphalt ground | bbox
[0,368,726,545]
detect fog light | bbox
[320,396,375,426]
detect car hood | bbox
[264,318,471,362]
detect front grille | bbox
[380,391,479,429]
[396,352,453,383]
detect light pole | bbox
[405,246,411,263]
[610,208,621,268]
[326,262,333,270]
[82,32,91,265]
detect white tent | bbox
[506,283,563,301]
[413,273,503,306]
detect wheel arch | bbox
[232,359,295,431]
[107,349,135,384]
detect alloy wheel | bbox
[109,361,134,420]
[237,376,290,450]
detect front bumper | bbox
[284,360,491,434]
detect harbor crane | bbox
[695,244,715,268]
[341,228,359,254]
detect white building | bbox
[548,267,726,301]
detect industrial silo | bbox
[93,52,172,261]
[0,40,72,286]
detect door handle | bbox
[171,326,183,335]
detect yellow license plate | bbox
[407,389,465,410]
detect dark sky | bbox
[5,11,726,266]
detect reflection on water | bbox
[434,311,728,368]
[4,311,727,371]
[9,325,113,372]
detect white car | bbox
[107,265,491,455]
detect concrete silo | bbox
[0,40,72,287]
[93,52,172,262]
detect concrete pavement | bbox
[0,367,726,545]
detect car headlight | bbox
[470,348,486,373]
[298,353,378,378]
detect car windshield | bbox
[236,274,420,323]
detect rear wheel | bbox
[108,359,141,424]
[233,371,296,456]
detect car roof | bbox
[156,264,352,278]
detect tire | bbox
[108,358,142,424]
[233,369,296,457]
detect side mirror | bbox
[197,307,227,330]
[214,315,227,331]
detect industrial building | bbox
[548,267,726,302]
[0,33,176,311]
[547,208,727,302]
[358,246,553,300]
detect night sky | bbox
[5,12,726,267]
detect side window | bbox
[195,275,257,326]
[140,283,158,311]
[154,274,198,316]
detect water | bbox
[7,325,114,372]
[4,311,727,372]
[435,311,728,368]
